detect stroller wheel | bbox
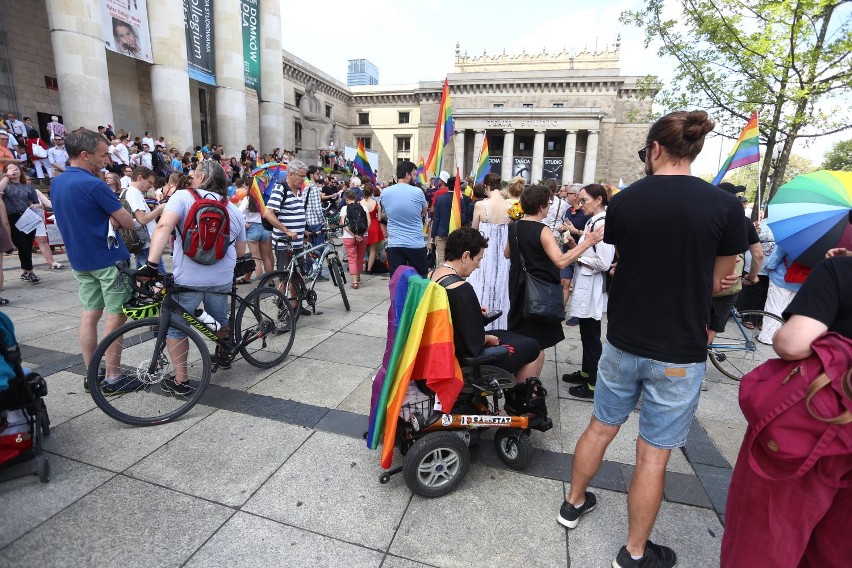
[379,473,391,484]
[494,428,533,470]
[38,455,51,483]
[403,432,470,498]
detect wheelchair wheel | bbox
[403,432,470,498]
[494,428,533,471]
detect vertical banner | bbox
[102,0,153,62]
[241,0,260,96]
[184,0,216,85]
[512,157,532,184]
[543,158,564,180]
[488,156,502,175]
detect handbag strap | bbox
[806,373,852,425]
[512,223,529,273]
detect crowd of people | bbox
[1,107,849,567]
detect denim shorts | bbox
[245,223,271,243]
[167,283,232,339]
[593,341,705,449]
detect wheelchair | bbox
[378,311,553,498]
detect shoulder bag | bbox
[514,224,564,322]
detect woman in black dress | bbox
[504,184,603,358]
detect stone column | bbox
[46,0,113,130]
[531,130,546,182]
[148,0,193,151]
[501,129,514,180]
[452,129,465,178]
[563,130,577,184]
[471,129,485,178]
[214,0,247,152]
[259,0,285,154]
[582,130,599,184]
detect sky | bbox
[282,0,849,177]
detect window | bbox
[397,136,411,152]
[493,103,504,108]
[522,103,533,108]
[325,104,332,119]
[358,112,369,125]
[546,137,562,152]
[399,111,410,124]
[295,90,303,107]
[552,103,564,108]
[294,120,302,148]
[357,137,371,149]
[518,136,532,151]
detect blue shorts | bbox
[592,341,705,449]
[561,262,575,280]
[167,283,232,339]
[245,223,271,243]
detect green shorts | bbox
[72,266,132,314]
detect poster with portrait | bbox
[512,157,532,183]
[543,158,563,180]
[101,0,153,63]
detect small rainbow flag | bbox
[425,78,454,178]
[474,134,490,183]
[416,157,427,185]
[248,175,267,215]
[354,138,375,183]
[449,167,463,233]
[713,111,760,185]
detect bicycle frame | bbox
[707,308,756,352]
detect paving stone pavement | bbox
[0,253,747,567]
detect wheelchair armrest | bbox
[482,310,502,326]
[459,345,510,367]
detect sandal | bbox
[351,282,359,289]
[0,297,8,306]
[237,276,252,285]
[26,273,40,284]
[51,262,65,269]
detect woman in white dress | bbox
[467,173,512,330]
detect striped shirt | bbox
[267,182,305,250]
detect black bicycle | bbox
[259,229,350,319]
[87,263,295,426]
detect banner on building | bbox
[512,157,532,184]
[241,0,260,96]
[543,158,563,181]
[184,0,216,85]
[488,156,501,175]
[102,0,153,63]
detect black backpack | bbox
[346,203,368,236]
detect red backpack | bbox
[739,332,852,484]
[180,189,231,265]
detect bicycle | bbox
[707,308,785,380]
[258,229,350,319]
[86,262,295,426]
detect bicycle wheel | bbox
[87,318,212,426]
[708,310,785,380]
[236,287,295,368]
[326,226,343,247]
[329,257,350,311]
[258,270,305,322]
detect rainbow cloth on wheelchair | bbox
[367,267,463,468]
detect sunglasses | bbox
[637,144,651,163]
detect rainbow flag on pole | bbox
[416,157,427,185]
[354,138,376,183]
[248,176,267,215]
[449,167,463,233]
[474,134,490,183]
[712,111,760,185]
[424,78,454,178]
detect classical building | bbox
[1,1,654,184]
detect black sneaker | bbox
[566,316,579,326]
[100,373,145,395]
[568,382,596,400]
[298,307,312,316]
[214,347,232,370]
[161,375,193,396]
[561,371,586,384]
[85,367,106,393]
[557,491,596,529]
[612,540,677,568]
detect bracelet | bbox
[146,260,158,269]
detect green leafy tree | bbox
[821,139,852,170]
[621,0,852,217]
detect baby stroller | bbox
[0,312,51,484]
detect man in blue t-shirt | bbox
[50,128,138,393]
[381,160,427,276]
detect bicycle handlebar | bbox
[115,261,167,297]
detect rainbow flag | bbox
[416,156,428,185]
[449,167,463,233]
[368,268,463,468]
[248,175,267,215]
[354,138,375,183]
[424,78,454,178]
[712,111,760,185]
[474,134,490,183]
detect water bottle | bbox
[194,309,221,332]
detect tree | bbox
[621,0,852,217]
[821,139,852,170]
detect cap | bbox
[718,181,746,194]
[439,170,450,183]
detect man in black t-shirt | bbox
[557,111,748,568]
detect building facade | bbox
[1,1,654,185]
[347,59,379,87]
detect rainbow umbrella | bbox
[767,170,852,266]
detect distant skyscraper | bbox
[347,59,379,86]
